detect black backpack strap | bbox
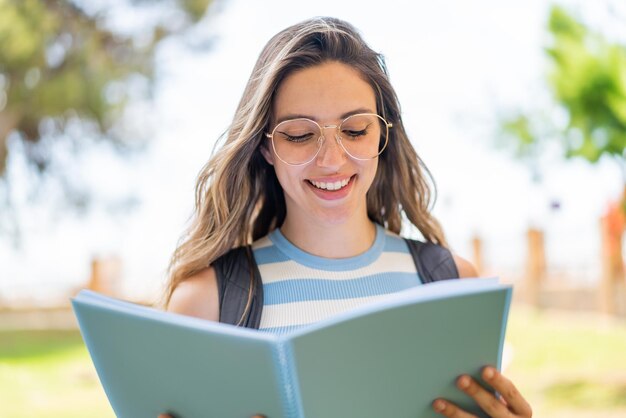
[404,239,460,283]
[212,246,263,329]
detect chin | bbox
[311,205,357,226]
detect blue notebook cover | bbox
[72,278,511,418]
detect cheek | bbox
[360,160,379,187]
[273,164,301,191]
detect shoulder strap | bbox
[212,246,263,329]
[404,239,460,283]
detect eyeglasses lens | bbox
[271,114,388,165]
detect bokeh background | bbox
[1,0,626,417]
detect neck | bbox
[279,214,377,259]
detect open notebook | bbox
[72,278,511,418]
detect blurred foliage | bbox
[499,4,626,179]
[498,111,556,183]
[0,0,214,242]
[544,380,626,409]
[547,6,626,163]
[0,0,213,175]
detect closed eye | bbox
[343,129,368,139]
[278,131,316,143]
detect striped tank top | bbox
[251,224,421,334]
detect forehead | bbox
[273,61,377,122]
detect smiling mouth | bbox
[307,175,354,191]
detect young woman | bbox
[159,17,532,418]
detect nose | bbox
[316,126,347,168]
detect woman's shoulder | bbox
[166,244,260,322]
[167,266,219,321]
[452,254,479,278]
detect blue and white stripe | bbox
[253,224,421,334]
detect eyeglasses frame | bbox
[264,112,393,166]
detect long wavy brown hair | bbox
[164,17,446,305]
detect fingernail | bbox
[433,399,446,412]
[457,375,470,389]
[483,367,495,380]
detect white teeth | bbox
[311,177,351,191]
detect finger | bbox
[482,367,532,416]
[456,374,510,418]
[432,399,477,418]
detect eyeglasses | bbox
[265,113,392,166]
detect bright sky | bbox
[0,0,622,303]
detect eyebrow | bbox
[275,107,376,125]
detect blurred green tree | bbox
[0,0,214,242]
[499,4,626,182]
[0,0,213,175]
[497,4,626,310]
